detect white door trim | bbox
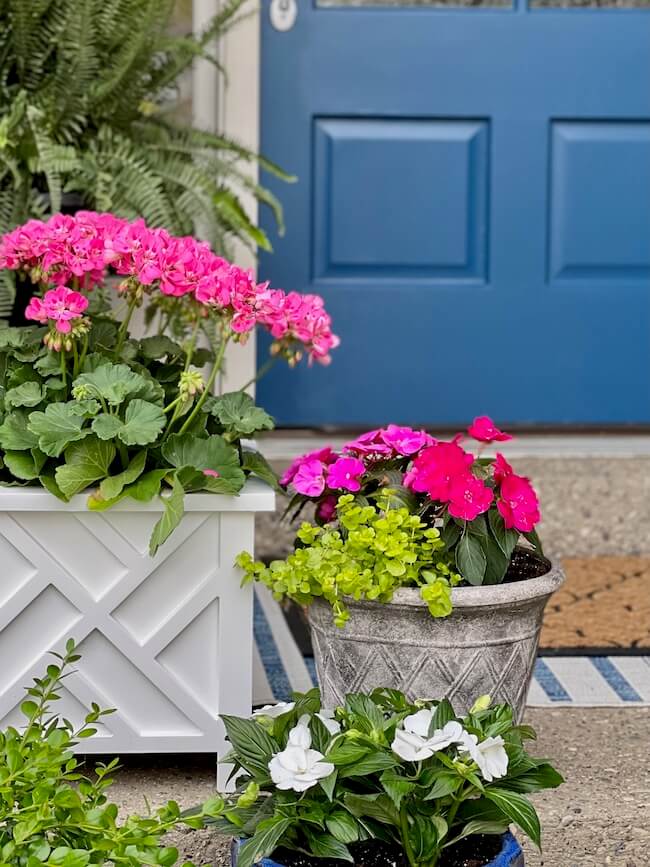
[193,0,260,393]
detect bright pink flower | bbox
[381,424,434,456]
[293,459,327,497]
[408,442,474,502]
[203,469,220,478]
[447,473,494,521]
[280,447,336,488]
[493,452,514,483]
[344,429,393,460]
[26,287,88,333]
[497,474,540,532]
[468,415,513,443]
[24,296,48,324]
[327,456,365,492]
[316,495,338,524]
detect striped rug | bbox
[253,588,650,708]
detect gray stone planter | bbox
[309,561,565,721]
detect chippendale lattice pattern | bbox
[0,507,255,754]
[311,628,539,719]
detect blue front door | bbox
[258,1,650,427]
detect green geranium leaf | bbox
[3,448,46,480]
[139,335,183,360]
[0,326,42,351]
[149,474,185,556]
[87,467,167,511]
[55,437,116,498]
[34,352,64,376]
[68,399,101,417]
[40,472,68,501]
[242,449,281,491]
[5,381,44,409]
[0,410,40,451]
[87,319,118,351]
[28,403,91,457]
[92,400,165,446]
[99,450,148,500]
[162,433,245,494]
[204,391,274,437]
[6,364,41,389]
[72,362,149,406]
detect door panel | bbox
[258,1,650,426]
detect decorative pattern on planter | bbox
[309,564,565,720]
[0,480,274,755]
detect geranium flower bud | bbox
[179,369,205,399]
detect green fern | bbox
[0,0,292,315]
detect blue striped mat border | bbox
[252,588,650,708]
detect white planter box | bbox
[0,479,274,758]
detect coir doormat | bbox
[539,557,650,654]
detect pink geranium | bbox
[381,424,434,456]
[447,473,494,521]
[497,474,540,532]
[26,287,88,333]
[293,459,328,497]
[468,415,513,443]
[327,456,365,492]
[408,441,475,502]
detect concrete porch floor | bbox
[108,708,649,867]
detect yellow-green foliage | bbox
[237,495,461,626]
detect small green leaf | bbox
[5,381,44,408]
[139,335,183,359]
[92,400,165,446]
[203,391,274,436]
[484,787,542,848]
[456,532,487,585]
[489,509,519,558]
[28,403,91,457]
[3,449,44,480]
[506,763,564,793]
[55,437,116,497]
[99,450,148,500]
[325,810,359,844]
[162,433,245,494]
[380,771,416,809]
[305,831,353,862]
[149,474,185,556]
[0,410,40,451]
[319,770,337,801]
[236,818,293,867]
[242,449,281,491]
[73,362,149,406]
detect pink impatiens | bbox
[0,211,339,366]
[497,473,541,532]
[468,415,513,444]
[327,457,365,492]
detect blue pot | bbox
[231,832,524,866]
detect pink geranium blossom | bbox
[381,424,434,456]
[26,287,88,333]
[447,474,494,521]
[468,416,513,443]
[293,459,328,497]
[327,457,365,492]
[497,474,540,532]
[408,441,474,502]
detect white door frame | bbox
[193,0,261,392]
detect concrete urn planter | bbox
[309,562,565,720]
[0,479,274,757]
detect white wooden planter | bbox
[0,479,274,757]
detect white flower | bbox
[461,733,509,782]
[268,744,334,792]
[316,709,342,736]
[392,711,468,762]
[287,714,312,749]
[252,701,295,720]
